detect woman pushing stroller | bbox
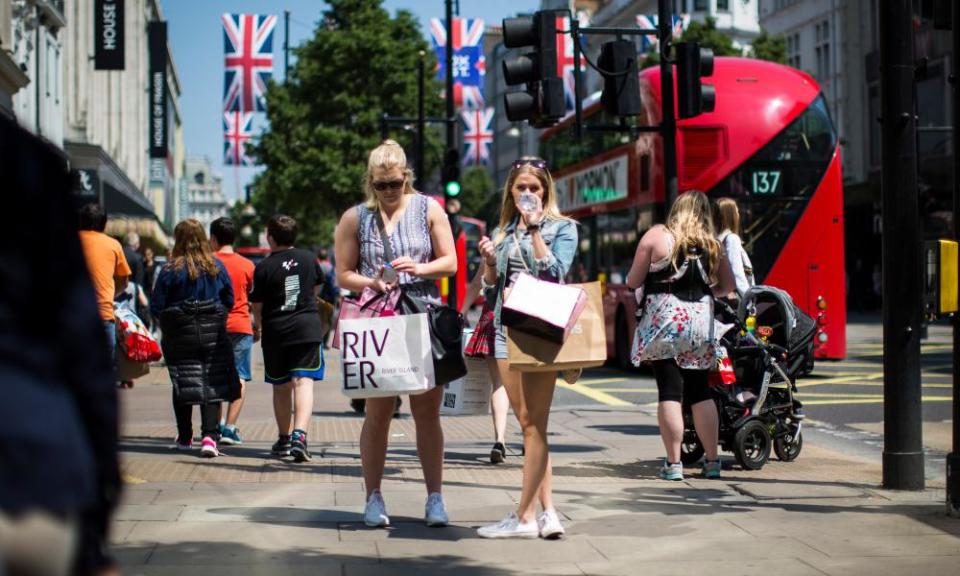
[627,191,735,481]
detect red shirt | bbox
[215,251,255,335]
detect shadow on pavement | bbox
[114,541,526,575]
[586,424,660,436]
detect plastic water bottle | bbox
[518,192,538,214]
[381,263,398,284]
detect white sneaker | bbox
[363,491,390,528]
[538,509,566,539]
[424,492,449,527]
[477,512,539,539]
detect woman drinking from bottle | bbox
[475,157,577,540]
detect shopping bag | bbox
[395,290,467,386]
[501,273,587,344]
[441,329,492,415]
[507,281,607,372]
[114,305,162,362]
[117,353,150,380]
[332,288,400,350]
[339,312,436,399]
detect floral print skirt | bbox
[631,293,725,370]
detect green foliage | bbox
[750,30,787,64]
[249,0,444,246]
[227,201,260,247]
[457,166,496,218]
[640,19,787,70]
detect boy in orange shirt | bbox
[77,203,131,368]
[210,218,256,445]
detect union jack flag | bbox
[460,107,494,167]
[430,18,486,110]
[223,111,254,166]
[222,13,276,113]
[555,15,586,112]
[635,14,688,53]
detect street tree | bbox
[750,30,787,64]
[640,18,784,69]
[458,166,496,219]
[250,0,444,246]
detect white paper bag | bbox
[339,313,435,399]
[441,357,492,415]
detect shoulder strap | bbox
[374,210,397,263]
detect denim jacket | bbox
[487,216,578,327]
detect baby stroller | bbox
[680,286,816,470]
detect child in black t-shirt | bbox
[251,215,324,462]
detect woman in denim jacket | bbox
[476,157,577,540]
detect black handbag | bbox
[375,211,467,386]
[397,290,467,385]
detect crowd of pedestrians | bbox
[1,123,760,576]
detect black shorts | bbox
[652,359,712,405]
[263,342,325,385]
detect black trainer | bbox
[490,442,506,464]
[271,434,291,456]
[289,429,311,462]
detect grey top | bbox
[355,193,438,300]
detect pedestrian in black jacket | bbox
[151,219,239,457]
[0,115,120,576]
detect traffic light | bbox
[442,148,461,200]
[676,42,715,119]
[599,39,641,117]
[501,10,566,127]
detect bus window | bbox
[708,94,837,281]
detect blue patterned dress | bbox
[355,193,439,303]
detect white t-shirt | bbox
[719,230,754,296]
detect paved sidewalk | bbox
[113,353,960,576]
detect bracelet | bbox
[480,274,497,291]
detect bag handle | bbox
[374,210,398,264]
[511,231,533,275]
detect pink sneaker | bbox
[200,436,220,458]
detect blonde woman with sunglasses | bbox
[475,157,577,539]
[334,140,457,529]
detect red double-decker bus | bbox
[540,57,845,365]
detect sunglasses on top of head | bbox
[372,179,405,192]
[511,158,547,171]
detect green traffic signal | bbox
[445,180,461,197]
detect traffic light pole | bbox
[444,0,459,309]
[657,0,678,211]
[948,1,960,515]
[417,50,426,192]
[879,0,924,491]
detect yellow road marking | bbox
[802,396,953,406]
[798,380,953,389]
[556,380,632,406]
[592,388,657,393]
[575,377,629,387]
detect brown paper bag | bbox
[507,281,607,372]
[117,353,150,380]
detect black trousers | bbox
[172,389,220,441]
[652,359,712,405]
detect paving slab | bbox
[731,481,870,500]
[113,505,184,522]
[804,555,960,576]
[375,537,607,564]
[798,533,960,557]
[587,535,826,562]
[346,560,586,576]
[577,557,826,576]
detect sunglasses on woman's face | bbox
[372,179,405,192]
[511,158,547,171]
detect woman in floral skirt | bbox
[626,191,735,481]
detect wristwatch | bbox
[526,221,541,232]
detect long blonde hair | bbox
[713,197,741,236]
[171,219,219,281]
[362,139,416,209]
[666,191,721,285]
[493,157,571,245]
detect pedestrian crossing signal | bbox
[442,148,461,199]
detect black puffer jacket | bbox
[160,300,240,405]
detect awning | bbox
[65,140,171,247]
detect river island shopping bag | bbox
[339,312,435,399]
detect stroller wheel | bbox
[774,429,803,462]
[680,435,705,466]
[733,420,771,470]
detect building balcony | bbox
[36,0,66,29]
